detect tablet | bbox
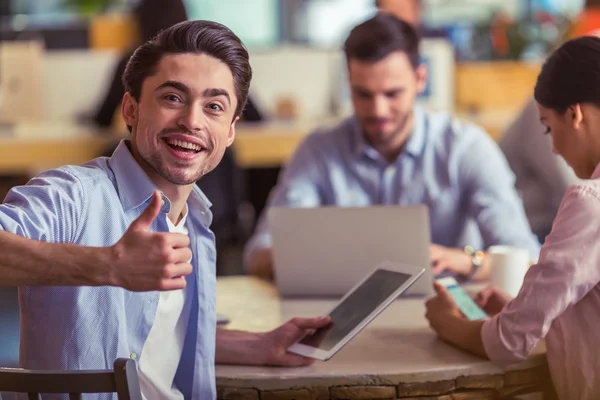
[287,261,425,361]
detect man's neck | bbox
[160,184,194,225]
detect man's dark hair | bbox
[534,36,600,113]
[122,20,252,121]
[344,13,420,68]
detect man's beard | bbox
[362,112,412,148]
[146,153,211,186]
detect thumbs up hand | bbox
[109,191,193,291]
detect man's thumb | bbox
[131,191,162,231]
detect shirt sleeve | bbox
[459,126,541,259]
[0,167,86,243]
[243,134,325,267]
[481,185,600,365]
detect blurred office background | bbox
[0,0,590,367]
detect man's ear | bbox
[227,116,239,147]
[121,92,138,130]
[415,63,428,94]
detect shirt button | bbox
[130,353,137,360]
[161,199,165,206]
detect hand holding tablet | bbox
[287,261,425,361]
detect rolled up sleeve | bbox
[481,185,600,365]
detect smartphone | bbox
[436,277,488,321]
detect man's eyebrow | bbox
[155,82,231,106]
[351,85,372,94]
[155,80,191,95]
[203,88,231,106]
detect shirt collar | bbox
[592,162,600,180]
[166,203,189,230]
[352,105,427,161]
[107,140,212,214]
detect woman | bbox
[425,35,600,400]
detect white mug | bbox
[488,246,530,297]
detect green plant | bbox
[61,0,117,16]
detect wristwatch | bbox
[463,245,484,279]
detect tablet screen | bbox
[298,269,412,351]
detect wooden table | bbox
[0,112,510,175]
[0,122,118,175]
[0,119,323,174]
[216,277,553,400]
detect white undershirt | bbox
[138,206,192,400]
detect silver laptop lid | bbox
[269,205,432,298]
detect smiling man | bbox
[0,21,328,400]
[244,14,540,282]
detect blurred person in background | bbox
[244,14,539,282]
[499,0,600,243]
[569,0,600,37]
[500,100,580,242]
[375,0,446,37]
[375,0,421,27]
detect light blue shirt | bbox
[245,106,540,265]
[0,141,217,400]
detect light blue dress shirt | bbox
[0,140,217,400]
[245,106,541,265]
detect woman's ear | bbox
[570,104,583,129]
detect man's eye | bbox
[543,126,551,135]
[164,95,181,103]
[208,103,223,111]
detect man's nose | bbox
[370,96,389,117]
[176,104,206,132]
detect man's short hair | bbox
[123,20,252,120]
[344,13,421,69]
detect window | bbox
[184,0,280,48]
[287,0,376,48]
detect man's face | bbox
[122,53,238,186]
[349,51,426,151]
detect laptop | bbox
[268,205,432,298]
